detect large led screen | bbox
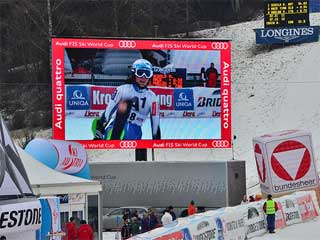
[52,38,231,149]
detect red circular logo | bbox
[254,144,266,183]
[271,140,311,181]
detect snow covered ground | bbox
[254,216,320,240]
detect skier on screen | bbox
[93,59,161,140]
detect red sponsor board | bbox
[52,38,232,149]
[91,86,116,110]
[151,87,174,110]
[296,193,319,221]
[155,231,184,240]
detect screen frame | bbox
[52,37,232,149]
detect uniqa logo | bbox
[211,42,229,49]
[178,92,189,101]
[118,40,137,48]
[119,141,137,148]
[71,90,85,100]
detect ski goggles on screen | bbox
[134,69,153,78]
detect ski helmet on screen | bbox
[131,59,154,79]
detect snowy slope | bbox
[86,13,320,196]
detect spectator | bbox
[188,200,197,216]
[130,217,141,236]
[241,195,248,205]
[148,208,159,230]
[131,210,140,220]
[161,209,173,226]
[122,209,131,222]
[0,236,6,240]
[141,212,149,233]
[205,62,219,88]
[65,217,76,240]
[168,206,177,221]
[263,194,278,234]
[197,206,206,213]
[201,67,207,87]
[255,194,262,201]
[249,195,255,202]
[76,220,94,240]
[121,218,131,240]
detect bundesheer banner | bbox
[0,115,33,198]
[51,37,232,149]
[255,26,319,44]
[253,130,319,196]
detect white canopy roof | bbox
[17,146,102,196]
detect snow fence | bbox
[130,190,319,240]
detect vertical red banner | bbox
[52,39,65,140]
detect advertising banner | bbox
[274,201,286,229]
[187,217,217,240]
[25,138,90,179]
[52,38,232,149]
[242,203,266,239]
[37,197,62,240]
[65,85,221,119]
[0,200,41,235]
[255,26,319,45]
[279,196,302,225]
[294,191,319,221]
[219,210,246,240]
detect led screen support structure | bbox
[52,37,232,149]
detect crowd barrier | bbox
[130,190,319,240]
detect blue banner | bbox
[36,197,61,240]
[66,85,90,110]
[173,88,194,110]
[255,26,319,45]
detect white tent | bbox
[17,146,103,240]
[17,146,102,195]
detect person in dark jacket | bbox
[76,220,94,240]
[141,213,150,233]
[121,218,131,240]
[148,208,159,230]
[130,217,141,236]
[168,206,177,221]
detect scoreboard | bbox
[264,0,310,27]
[150,73,183,88]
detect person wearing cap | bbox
[263,194,278,233]
[93,58,161,140]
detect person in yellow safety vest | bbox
[263,194,278,233]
